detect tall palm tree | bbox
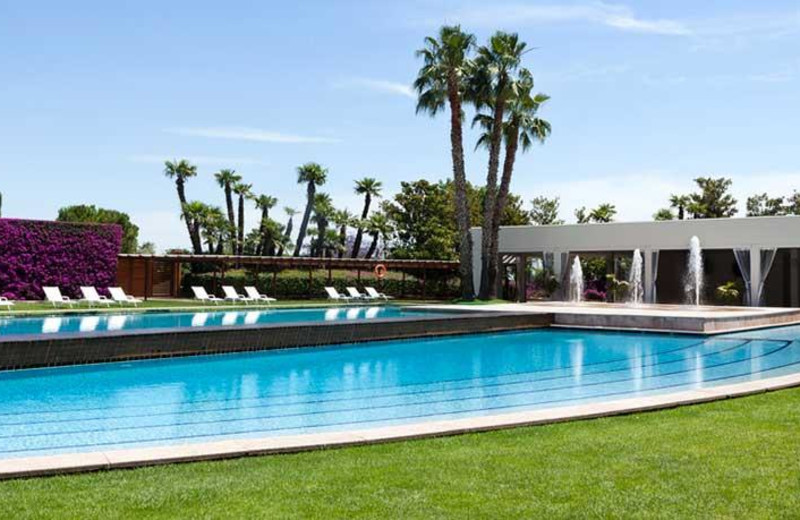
[415,25,477,299]
[164,159,202,253]
[232,182,253,256]
[472,31,527,299]
[197,205,228,255]
[364,212,393,260]
[293,163,328,256]
[254,195,278,255]
[279,207,297,256]
[669,194,690,220]
[350,178,383,258]
[310,193,334,257]
[333,208,355,258]
[474,68,550,298]
[214,169,242,251]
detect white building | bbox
[471,216,800,307]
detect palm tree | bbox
[415,25,476,299]
[197,205,228,254]
[350,178,383,257]
[279,207,297,256]
[164,159,202,253]
[669,194,690,220]
[232,182,253,255]
[589,203,617,223]
[471,31,527,299]
[364,212,393,260]
[180,201,208,254]
[214,169,242,251]
[253,195,278,255]
[333,208,355,258]
[310,193,334,257]
[293,163,328,256]
[474,68,550,298]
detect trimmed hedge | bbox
[0,218,122,300]
[182,270,459,300]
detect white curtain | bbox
[756,249,778,306]
[733,249,752,306]
[649,250,660,303]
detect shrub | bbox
[0,218,122,300]
[181,269,459,300]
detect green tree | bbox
[746,193,786,217]
[180,201,209,254]
[214,169,242,251]
[333,208,355,259]
[293,162,328,256]
[530,196,564,225]
[279,207,297,256]
[653,208,675,221]
[163,159,201,253]
[351,178,383,258]
[56,205,141,253]
[575,204,616,223]
[384,180,457,260]
[474,67,550,297]
[232,182,253,255]
[364,211,393,260]
[471,31,527,299]
[253,195,278,255]
[574,207,590,224]
[414,25,477,299]
[137,242,157,254]
[786,192,800,215]
[310,193,334,257]
[669,194,690,220]
[196,205,228,254]
[686,177,738,218]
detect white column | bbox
[643,248,654,304]
[749,246,761,307]
[552,250,565,301]
[470,228,482,298]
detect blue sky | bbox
[1,0,798,250]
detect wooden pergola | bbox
[117,254,460,299]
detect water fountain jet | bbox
[569,256,584,303]
[628,248,644,305]
[685,236,704,306]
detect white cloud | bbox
[533,171,800,223]
[436,3,691,36]
[128,154,269,166]
[165,126,340,144]
[331,77,415,99]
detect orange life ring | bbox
[374,264,387,279]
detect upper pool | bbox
[0,306,443,337]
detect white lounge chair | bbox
[222,285,254,305]
[43,286,74,308]
[80,286,114,307]
[324,287,350,303]
[365,287,393,301]
[0,297,13,310]
[244,286,277,305]
[346,287,373,300]
[192,286,223,305]
[108,287,143,306]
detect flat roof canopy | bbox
[478,216,800,253]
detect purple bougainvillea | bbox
[0,219,122,300]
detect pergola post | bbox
[516,255,527,302]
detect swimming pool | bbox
[0,306,442,337]
[1,324,799,459]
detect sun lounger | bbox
[108,287,143,306]
[192,286,223,305]
[324,287,350,303]
[244,286,277,305]
[222,286,254,304]
[80,286,114,307]
[0,297,13,309]
[365,287,393,301]
[43,286,74,307]
[346,287,373,300]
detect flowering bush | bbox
[0,219,122,300]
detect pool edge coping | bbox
[2,371,799,480]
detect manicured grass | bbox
[0,298,440,316]
[1,388,799,518]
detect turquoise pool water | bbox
[1,325,799,458]
[0,306,441,337]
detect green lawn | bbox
[1,388,798,519]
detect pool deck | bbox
[424,302,800,334]
[1,370,798,480]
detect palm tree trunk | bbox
[351,194,371,258]
[365,232,379,259]
[486,123,520,299]
[479,77,508,299]
[257,208,268,256]
[177,179,203,254]
[279,217,293,256]
[447,74,475,300]
[338,225,347,258]
[293,184,314,256]
[224,185,236,252]
[237,196,245,256]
